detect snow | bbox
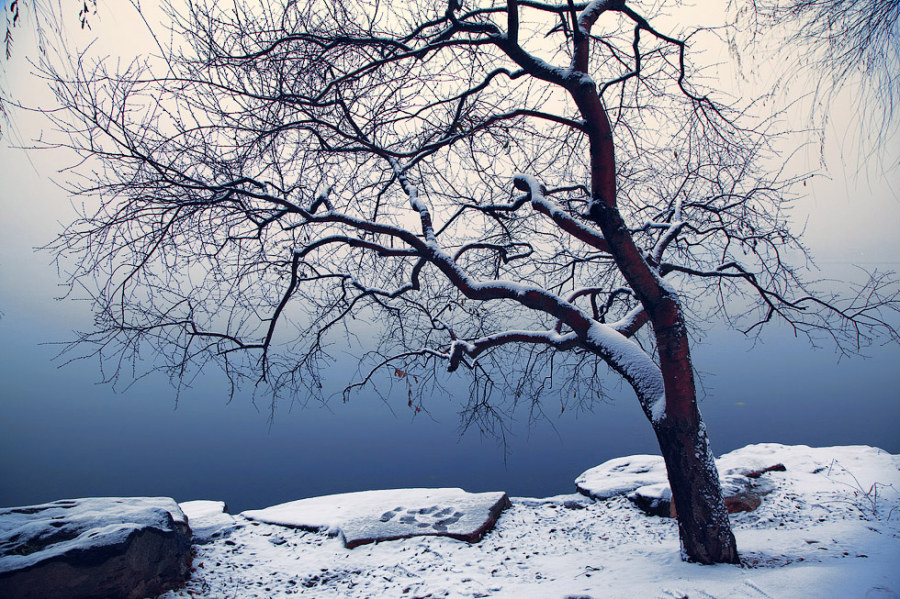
[181,500,229,521]
[0,497,187,574]
[629,481,672,503]
[180,500,235,544]
[241,488,508,548]
[575,454,668,499]
[584,321,666,421]
[388,157,428,217]
[161,444,899,598]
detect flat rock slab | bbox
[575,455,668,500]
[243,488,511,548]
[0,497,191,599]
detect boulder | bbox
[626,483,674,518]
[575,455,668,500]
[626,477,764,518]
[724,491,762,514]
[243,488,511,548]
[0,497,192,599]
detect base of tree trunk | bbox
[654,417,739,564]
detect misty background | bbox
[1,2,898,512]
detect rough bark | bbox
[600,209,740,563]
[587,150,739,563]
[650,301,739,563]
[652,395,739,564]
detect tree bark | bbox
[566,40,739,563]
[653,414,739,564]
[652,296,739,564]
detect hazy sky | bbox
[1,1,897,510]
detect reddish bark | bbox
[582,122,739,563]
[652,387,739,564]
[560,3,739,564]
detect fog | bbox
[1,1,897,512]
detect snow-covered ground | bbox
[163,444,900,599]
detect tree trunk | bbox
[652,301,739,564]
[653,412,739,564]
[583,148,740,564]
[563,21,740,563]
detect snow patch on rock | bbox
[575,454,668,499]
[180,500,236,544]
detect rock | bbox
[719,474,766,514]
[577,449,788,518]
[179,500,236,544]
[515,494,591,508]
[0,497,192,599]
[243,488,511,548]
[575,455,668,500]
[626,483,674,518]
[724,491,762,513]
[627,479,763,518]
[745,463,787,478]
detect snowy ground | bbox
[162,444,900,599]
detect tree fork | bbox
[587,131,740,564]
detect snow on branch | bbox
[513,173,610,253]
[585,321,665,422]
[447,329,580,372]
[389,157,437,244]
[453,242,533,264]
[298,236,418,260]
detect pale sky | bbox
[1,0,897,366]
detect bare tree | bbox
[39,0,898,564]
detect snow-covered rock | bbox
[575,454,668,499]
[0,497,192,599]
[514,493,592,509]
[179,500,236,544]
[160,444,900,599]
[626,482,674,517]
[242,488,510,548]
[576,444,798,517]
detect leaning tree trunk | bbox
[653,412,738,564]
[652,300,739,564]
[562,13,739,562]
[581,143,740,563]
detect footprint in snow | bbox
[378,505,465,531]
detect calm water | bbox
[1,307,897,513]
